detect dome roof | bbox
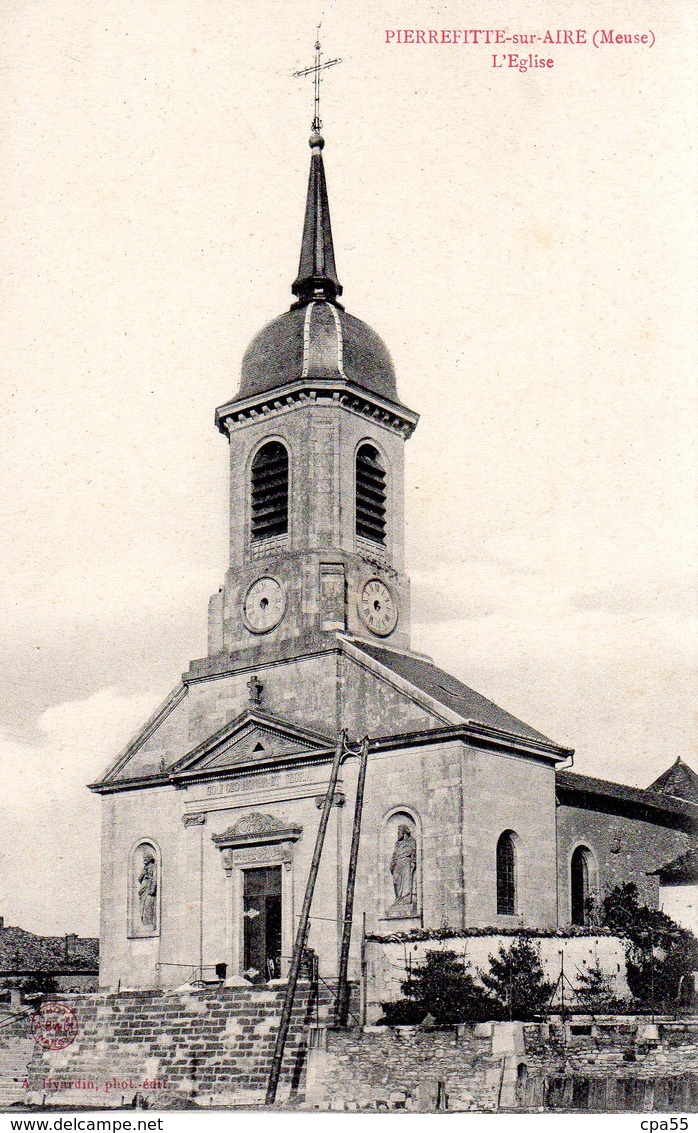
[235,300,401,406]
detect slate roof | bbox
[649,757,698,804]
[291,136,342,306]
[234,303,402,408]
[557,769,698,825]
[351,641,563,748]
[649,846,698,884]
[0,925,99,973]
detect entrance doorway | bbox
[243,866,282,983]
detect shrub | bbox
[379,949,497,1025]
[572,960,629,1013]
[480,935,555,1021]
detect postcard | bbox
[0,0,696,1122]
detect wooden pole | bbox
[265,731,346,1106]
[360,910,367,1027]
[334,736,369,1027]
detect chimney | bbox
[64,933,78,961]
[0,916,4,931]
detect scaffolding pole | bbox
[334,735,369,1027]
[265,731,346,1106]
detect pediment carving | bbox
[200,724,309,771]
[211,812,303,850]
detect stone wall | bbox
[306,1025,497,1111]
[523,1019,698,1080]
[17,983,332,1109]
[660,883,698,937]
[0,1012,35,1109]
[306,1019,698,1113]
[6,998,698,1113]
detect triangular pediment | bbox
[169,710,333,781]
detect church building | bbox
[90,117,697,992]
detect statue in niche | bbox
[138,849,157,929]
[386,823,417,918]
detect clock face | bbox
[359,578,398,637]
[243,577,285,634]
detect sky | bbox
[0,0,696,936]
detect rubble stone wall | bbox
[306,1025,497,1111]
[306,1020,698,1112]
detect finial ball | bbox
[309,132,325,150]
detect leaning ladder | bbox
[265,730,347,1105]
[334,735,370,1026]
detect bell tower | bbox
[207,127,418,660]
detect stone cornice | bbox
[89,772,171,795]
[211,812,303,849]
[367,722,572,765]
[183,634,341,685]
[90,718,567,795]
[215,380,419,440]
[91,682,187,787]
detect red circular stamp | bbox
[31,1002,78,1050]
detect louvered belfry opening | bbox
[251,441,289,541]
[356,443,387,545]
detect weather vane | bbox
[293,28,342,133]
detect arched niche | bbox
[128,840,161,939]
[381,808,421,921]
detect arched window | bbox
[571,845,594,926]
[355,443,387,545]
[251,441,288,542]
[496,831,517,915]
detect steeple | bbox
[291,133,343,307]
[210,58,418,658]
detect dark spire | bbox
[291,133,343,307]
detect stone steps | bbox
[0,1075,31,1108]
[0,1039,35,1108]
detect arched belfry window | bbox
[355,444,387,545]
[571,845,594,926]
[251,441,288,542]
[496,831,517,915]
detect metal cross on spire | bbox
[293,29,342,133]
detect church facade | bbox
[90,126,698,992]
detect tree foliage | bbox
[602,883,698,1007]
[480,935,555,1021]
[573,960,629,1013]
[380,949,497,1025]
[0,973,58,997]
